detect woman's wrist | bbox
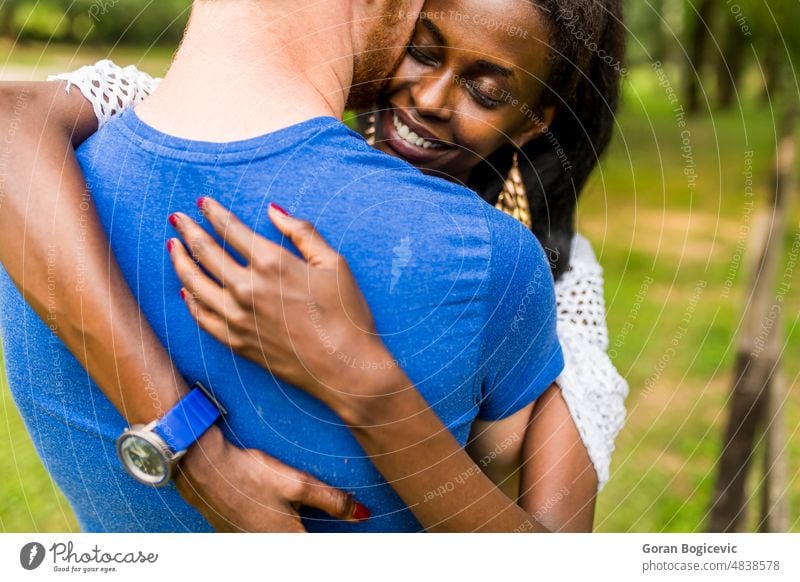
[178,424,228,488]
[330,341,418,427]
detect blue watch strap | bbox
[154,384,222,453]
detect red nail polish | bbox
[197,197,206,210]
[352,502,371,521]
[269,202,289,216]
[180,289,187,301]
[169,213,180,227]
[166,239,174,253]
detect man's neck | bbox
[136,1,354,141]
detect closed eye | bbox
[407,43,438,67]
[465,80,503,109]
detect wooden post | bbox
[708,104,797,532]
[760,368,790,532]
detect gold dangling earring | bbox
[495,151,532,229]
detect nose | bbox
[409,70,453,122]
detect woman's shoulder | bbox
[567,233,603,274]
[49,60,162,128]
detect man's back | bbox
[0,110,562,532]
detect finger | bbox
[180,286,258,358]
[284,470,371,523]
[168,238,231,316]
[179,285,231,337]
[267,203,340,269]
[197,196,268,264]
[169,211,246,283]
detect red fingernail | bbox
[169,213,180,227]
[166,239,174,253]
[352,502,371,521]
[269,202,289,216]
[197,197,206,210]
[180,288,187,301]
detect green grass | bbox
[0,38,174,80]
[0,343,77,532]
[1,45,798,532]
[588,66,800,532]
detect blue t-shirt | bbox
[0,110,563,532]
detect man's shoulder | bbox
[319,131,478,201]
[484,204,550,266]
[483,205,555,303]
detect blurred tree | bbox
[1,0,21,37]
[715,2,753,109]
[645,0,669,63]
[709,102,797,533]
[749,0,800,103]
[683,0,717,113]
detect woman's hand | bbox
[176,426,370,532]
[167,197,401,421]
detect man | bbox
[0,0,562,531]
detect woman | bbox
[3,0,627,531]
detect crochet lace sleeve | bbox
[554,234,629,491]
[48,60,162,129]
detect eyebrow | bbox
[420,17,446,46]
[419,17,516,80]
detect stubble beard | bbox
[346,1,411,110]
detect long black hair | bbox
[468,0,625,280]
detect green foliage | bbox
[1,0,191,45]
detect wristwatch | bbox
[116,381,227,487]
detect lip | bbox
[378,106,454,165]
[393,107,446,143]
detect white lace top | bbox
[50,61,628,491]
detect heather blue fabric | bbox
[0,109,563,532]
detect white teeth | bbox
[392,113,441,150]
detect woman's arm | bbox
[168,200,557,532]
[475,235,629,531]
[467,384,596,532]
[518,384,597,531]
[549,235,629,492]
[0,81,362,531]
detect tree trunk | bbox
[759,368,790,532]
[684,0,716,114]
[708,104,797,532]
[647,0,669,63]
[717,13,750,109]
[761,45,783,104]
[1,1,17,37]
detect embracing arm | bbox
[467,383,597,532]
[517,384,597,530]
[0,81,177,421]
[346,369,549,532]
[168,201,557,532]
[485,236,631,531]
[0,81,362,530]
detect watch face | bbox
[118,434,169,485]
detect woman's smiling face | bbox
[374,0,556,182]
